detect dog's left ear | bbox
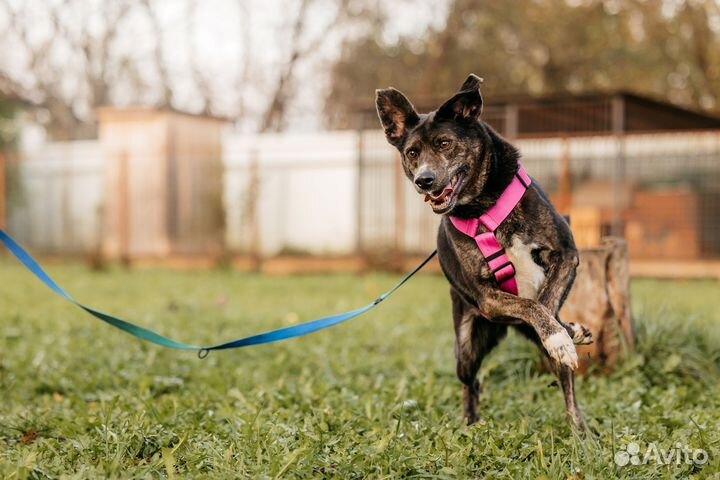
[436,74,484,122]
[458,73,484,92]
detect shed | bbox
[98,107,226,261]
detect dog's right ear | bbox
[375,88,419,148]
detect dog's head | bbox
[375,74,493,214]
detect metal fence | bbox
[358,130,720,260]
[3,129,720,262]
[223,131,359,257]
[5,142,104,254]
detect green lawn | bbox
[1,262,719,478]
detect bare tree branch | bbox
[140,0,174,108]
[187,0,213,115]
[235,0,253,125]
[258,0,349,132]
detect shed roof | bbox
[361,91,720,137]
[484,91,720,137]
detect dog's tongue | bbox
[425,186,454,203]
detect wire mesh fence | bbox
[2,128,720,264]
[357,130,720,260]
[4,142,104,254]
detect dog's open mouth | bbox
[424,173,465,213]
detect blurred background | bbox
[1,0,719,277]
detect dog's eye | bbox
[437,139,451,149]
[406,149,418,159]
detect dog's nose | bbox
[414,172,436,190]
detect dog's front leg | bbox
[476,288,579,370]
[536,249,592,345]
[535,249,589,430]
[478,287,586,430]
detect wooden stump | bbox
[560,237,636,375]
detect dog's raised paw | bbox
[543,330,578,369]
[567,322,593,345]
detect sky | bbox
[0,0,449,133]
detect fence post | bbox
[248,149,261,271]
[505,104,519,139]
[118,151,131,266]
[556,136,572,215]
[394,151,405,267]
[0,151,5,231]
[355,128,364,258]
[611,95,626,237]
[61,153,73,250]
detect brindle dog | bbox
[375,74,593,430]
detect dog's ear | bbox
[435,74,484,122]
[458,73,484,92]
[375,88,419,148]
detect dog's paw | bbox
[542,330,578,369]
[567,322,593,345]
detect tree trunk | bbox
[560,237,636,375]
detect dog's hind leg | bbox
[452,288,506,425]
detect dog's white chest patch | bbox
[505,237,545,300]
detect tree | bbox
[0,0,142,139]
[324,0,720,128]
[0,0,377,138]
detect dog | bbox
[375,74,593,430]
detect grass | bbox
[0,262,719,479]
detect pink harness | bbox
[449,165,532,296]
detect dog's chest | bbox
[504,236,546,300]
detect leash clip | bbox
[197,348,210,359]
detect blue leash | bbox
[0,230,437,357]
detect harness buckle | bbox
[492,262,516,284]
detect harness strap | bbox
[449,164,532,296]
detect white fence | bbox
[6,129,720,257]
[7,141,104,253]
[224,131,360,256]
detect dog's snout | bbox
[414,171,436,190]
